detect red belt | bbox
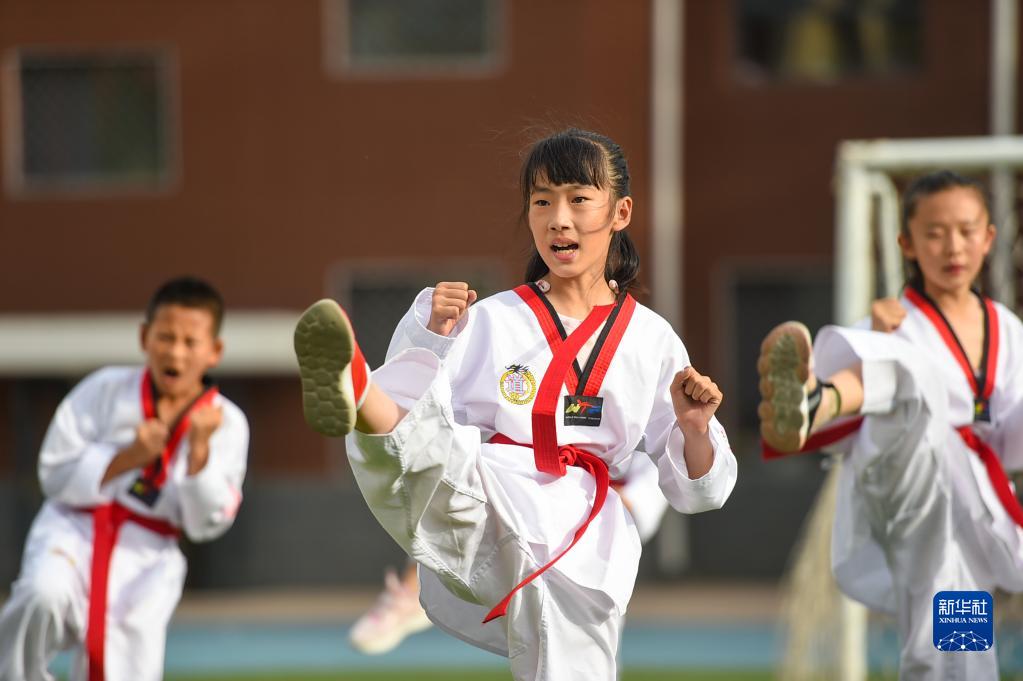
[956,426,1023,529]
[482,434,609,623]
[80,503,179,681]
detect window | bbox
[715,262,833,435]
[323,0,504,77]
[735,0,922,83]
[4,49,176,196]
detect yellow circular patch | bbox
[499,365,537,405]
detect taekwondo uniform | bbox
[794,286,1023,680]
[0,367,249,681]
[349,285,737,680]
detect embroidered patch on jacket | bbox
[128,477,161,507]
[499,364,537,405]
[564,395,603,426]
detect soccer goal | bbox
[779,135,1023,681]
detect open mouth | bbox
[551,240,579,255]
[163,368,181,379]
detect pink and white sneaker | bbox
[294,299,371,437]
[349,568,433,655]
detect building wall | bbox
[0,0,652,312]
[0,0,662,586]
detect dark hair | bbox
[520,128,640,296]
[900,170,992,290]
[145,276,225,335]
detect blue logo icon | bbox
[933,591,993,652]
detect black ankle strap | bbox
[806,379,831,426]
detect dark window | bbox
[730,271,833,433]
[736,0,922,83]
[14,52,172,193]
[332,0,502,73]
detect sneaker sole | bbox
[294,299,357,437]
[757,321,813,453]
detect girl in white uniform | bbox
[758,171,1023,680]
[295,128,737,680]
[0,277,249,681]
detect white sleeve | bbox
[385,287,471,362]
[178,399,249,542]
[642,333,738,514]
[38,369,122,508]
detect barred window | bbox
[323,0,504,76]
[7,50,175,195]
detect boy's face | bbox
[140,304,223,399]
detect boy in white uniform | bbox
[759,171,1023,680]
[0,277,249,681]
[296,128,737,680]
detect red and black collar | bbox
[138,371,219,490]
[904,285,999,422]
[514,282,636,396]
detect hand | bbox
[101,418,168,484]
[427,282,477,336]
[670,366,722,435]
[871,297,906,332]
[186,405,222,475]
[130,418,169,467]
[188,405,223,445]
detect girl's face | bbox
[899,186,995,298]
[527,180,632,287]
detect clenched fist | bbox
[132,418,169,466]
[428,282,478,337]
[871,297,906,332]
[187,404,222,475]
[188,404,223,445]
[670,366,723,435]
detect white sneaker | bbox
[349,568,432,655]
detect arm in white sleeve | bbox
[38,368,122,508]
[385,287,471,361]
[178,399,249,542]
[643,334,738,514]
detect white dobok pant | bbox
[0,502,185,681]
